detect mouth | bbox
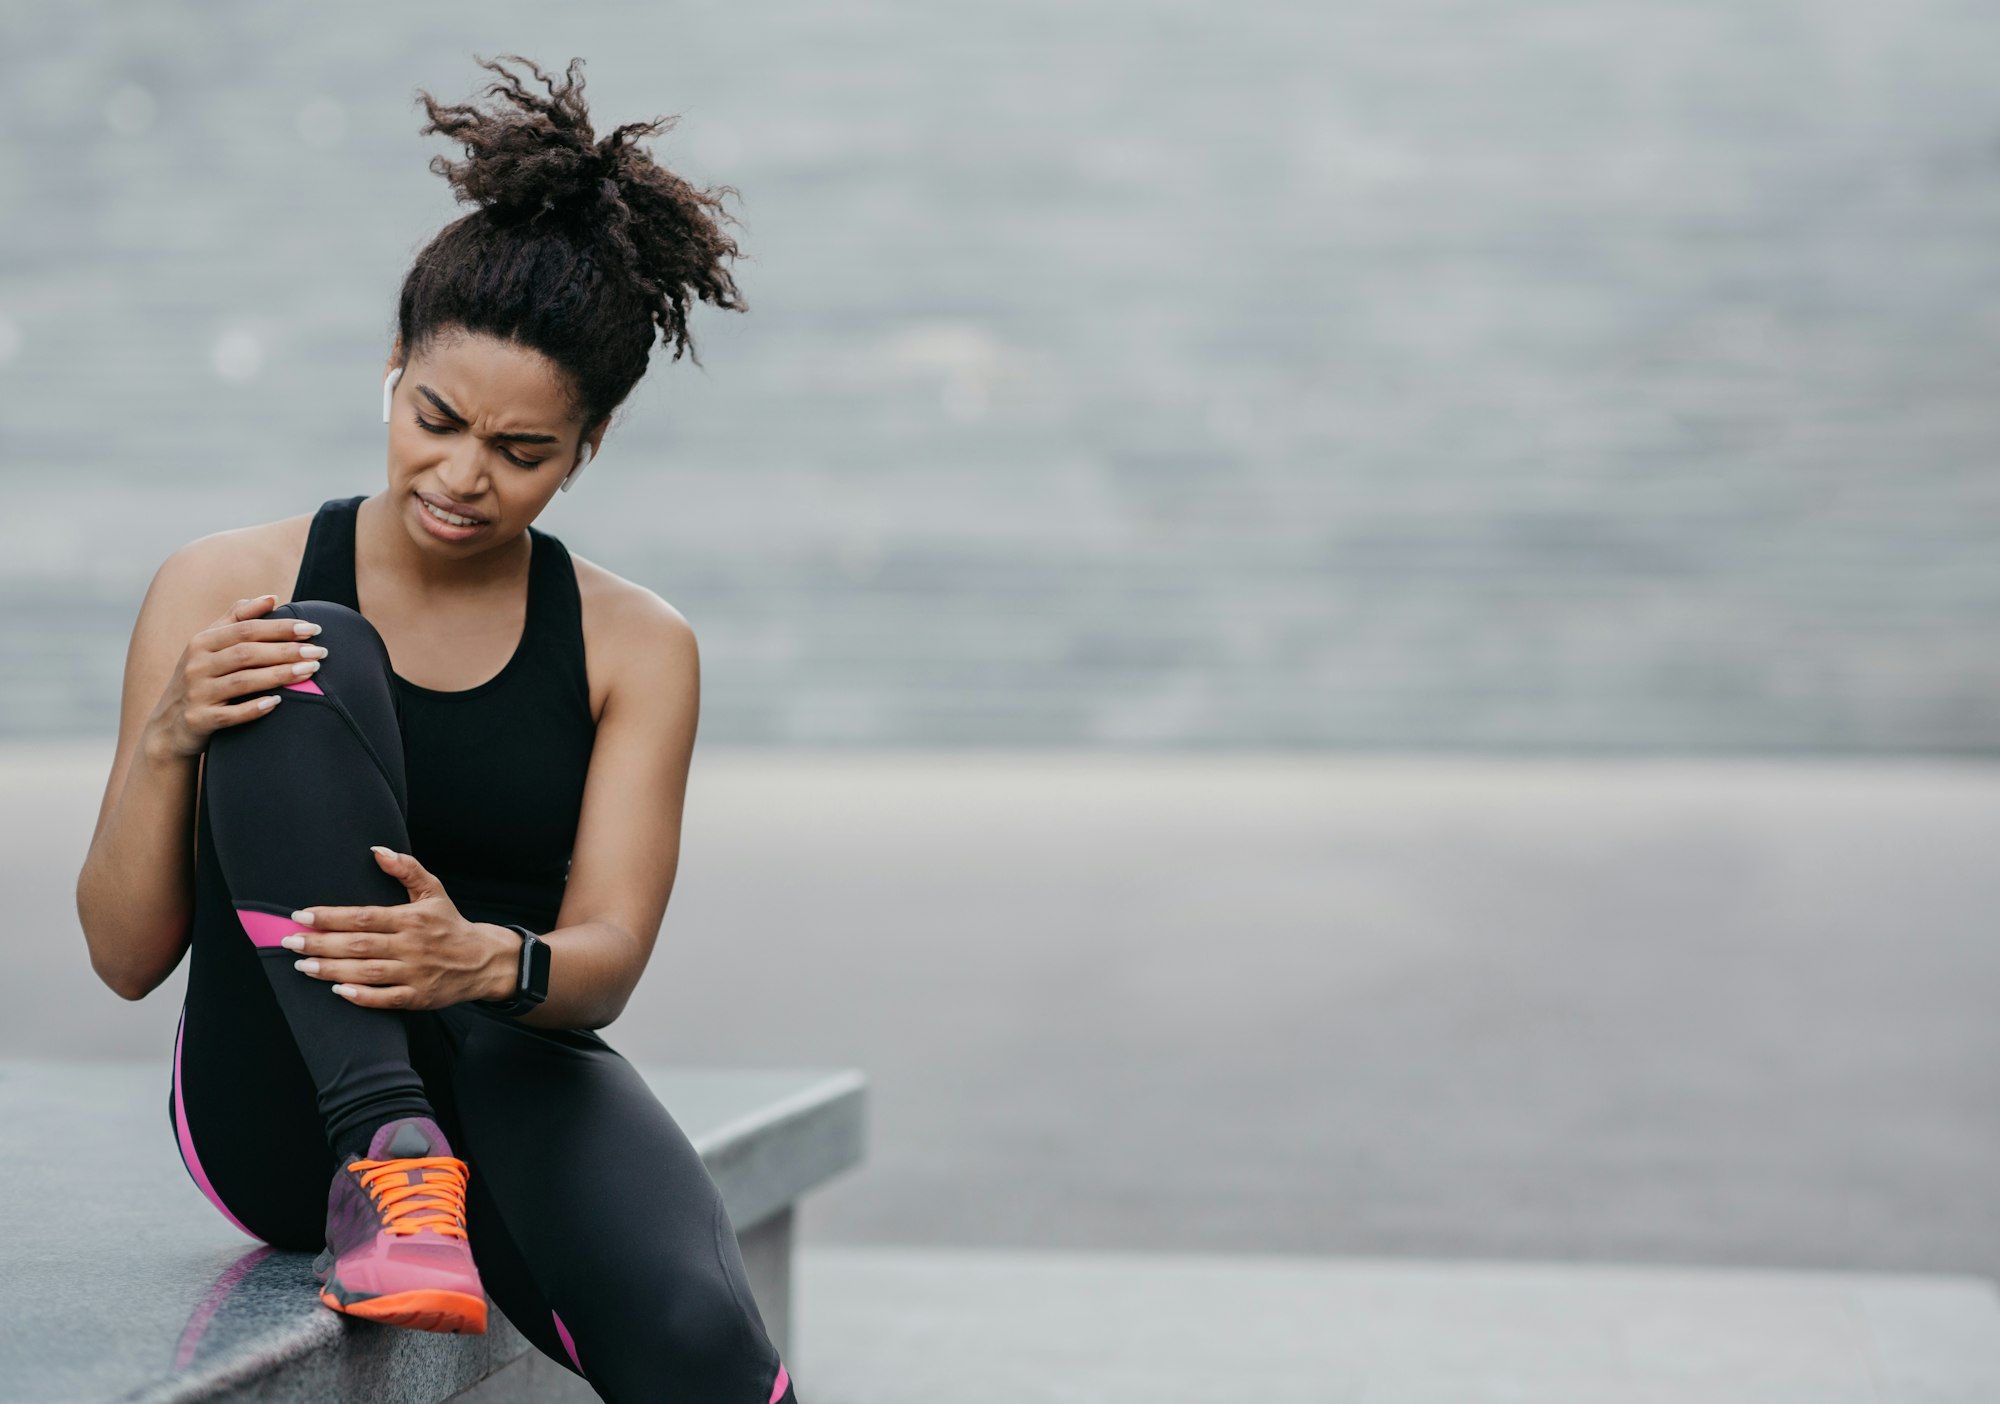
[414,496,488,528]
[414,490,489,531]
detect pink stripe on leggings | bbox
[770,1362,789,1402]
[173,1004,259,1240]
[552,1309,583,1373]
[235,907,311,948]
[283,677,324,694]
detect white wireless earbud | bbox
[561,440,593,493]
[381,366,404,423]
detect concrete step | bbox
[0,1057,864,1404]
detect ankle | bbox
[330,1109,446,1165]
[331,1123,376,1165]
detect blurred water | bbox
[4,0,1998,750]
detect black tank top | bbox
[289,494,598,934]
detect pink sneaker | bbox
[311,1116,487,1333]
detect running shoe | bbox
[311,1115,487,1333]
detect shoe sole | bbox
[319,1284,488,1334]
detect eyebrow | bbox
[414,384,562,444]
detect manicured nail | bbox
[291,660,320,676]
[280,933,305,952]
[370,846,394,858]
[333,985,355,998]
[299,644,328,660]
[293,622,322,637]
[294,958,319,974]
[290,910,315,925]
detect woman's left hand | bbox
[281,846,512,1010]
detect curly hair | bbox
[396,54,747,429]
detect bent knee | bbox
[268,600,395,682]
[270,599,378,644]
[647,1281,768,1386]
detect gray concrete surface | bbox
[448,1244,2000,1402]
[788,1245,2000,1403]
[4,2,2000,751]
[27,741,2000,1287]
[0,1056,862,1404]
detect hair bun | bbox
[418,54,634,225]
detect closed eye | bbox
[414,415,546,469]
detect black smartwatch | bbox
[479,923,551,1016]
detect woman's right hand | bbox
[146,594,329,760]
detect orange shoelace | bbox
[348,1155,471,1239]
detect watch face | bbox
[525,934,552,1000]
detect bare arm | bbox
[76,541,313,1000]
[508,587,700,1031]
[78,741,203,1001]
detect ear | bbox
[561,419,608,492]
[383,337,404,378]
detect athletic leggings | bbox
[169,598,800,1404]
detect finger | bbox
[289,905,391,932]
[235,656,323,693]
[191,670,311,720]
[206,595,289,634]
[213,631,327,675]
[371,845,442,899]
[208,692,287,727]
[252,604,318,628]
[229,614,324,641]
[212,594,278,628]
[298,957,405,986]
[330,982,414,1009]
[280,929,388,958]
[196,659,324,710]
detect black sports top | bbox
[288,494,598,935]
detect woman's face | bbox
[382,328,604,547]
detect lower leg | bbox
[444,1022,797,1398]
[200,600,436,1162]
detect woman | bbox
[74,54,800,1404]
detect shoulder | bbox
[565,548,698,722]
[150,510,316,616]
[113,510,318,772]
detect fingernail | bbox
[370,846,394,858]
[280,933,304,952]
[299,644,328,660]
[290,910,315,925]
[294,958,319,974]
[333,985,355,997]
[293,622,322,637]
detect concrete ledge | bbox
[0,1057,865,1404]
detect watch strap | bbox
[479,923,549,1016]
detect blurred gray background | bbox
[7,0,2000,1304]
[6,0,2000,751]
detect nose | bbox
[433,453,489,505]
